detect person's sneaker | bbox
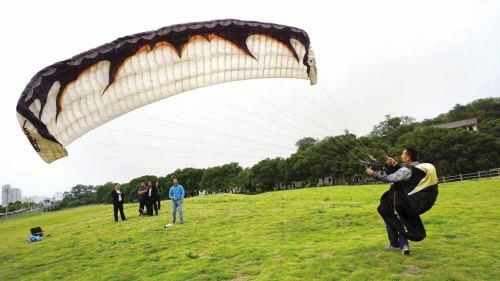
[401,246,410,255]
[384,244,398,251]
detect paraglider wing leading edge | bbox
[16,19,317,163]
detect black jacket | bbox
[383,163,401,175]
[377,164,438,241]
[145,186,157,199]
[151,186,160,199]
[111,189,125,205]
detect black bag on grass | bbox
[30,226,43,237]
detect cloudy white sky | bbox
[1,0,499,197]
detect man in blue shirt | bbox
[168,178,185,224]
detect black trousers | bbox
[139,197,147,215]
[152,198,159,215]
[385,221,408,249]
[157,198,161,210]
[146,198,153,216]
[113,202,126,221]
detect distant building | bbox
[318,176,335,187]
[41,198,54,207]
[2,185,22,206]
[292,181,306,188]
[434,118,478,131]
[317,174,347,186]
[1,185,9,206]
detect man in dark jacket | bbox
[150,181,159,216]
[138,181,148,216]
[146,181,154,216]
[111,184,126,222]
[154,181,162,211]
[366,148,438,255]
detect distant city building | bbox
[1,185,9,206]
[2,185,22,206]
[434,118,478,131]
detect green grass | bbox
[0,179,499,281]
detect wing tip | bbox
[18,116,68,163]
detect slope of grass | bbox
[0,179,498,281]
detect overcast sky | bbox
[1,0,499,197]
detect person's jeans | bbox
[385,222,408,249]
[172,200,184,223]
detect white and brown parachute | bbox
[17,19,317,163]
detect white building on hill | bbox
[434,118,479,131]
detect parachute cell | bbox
[16,19,317,163]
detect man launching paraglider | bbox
[366,148,439,255]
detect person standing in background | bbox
[146,181,154,216]
[111,184,126,222]
[150,181,159,216]
[168,178,185,224]
[155,181,162,211]
[138,181,148,216]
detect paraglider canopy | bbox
[16,19,317,163]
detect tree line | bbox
[0,201,35,213]
[59,97,499,208]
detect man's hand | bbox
[365,167,374,176]
[386,156,397,166]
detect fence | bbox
[438,168,500,183]
[0,208,42,219]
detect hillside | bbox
[1,179,499,280]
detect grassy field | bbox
[0,179,498,280]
